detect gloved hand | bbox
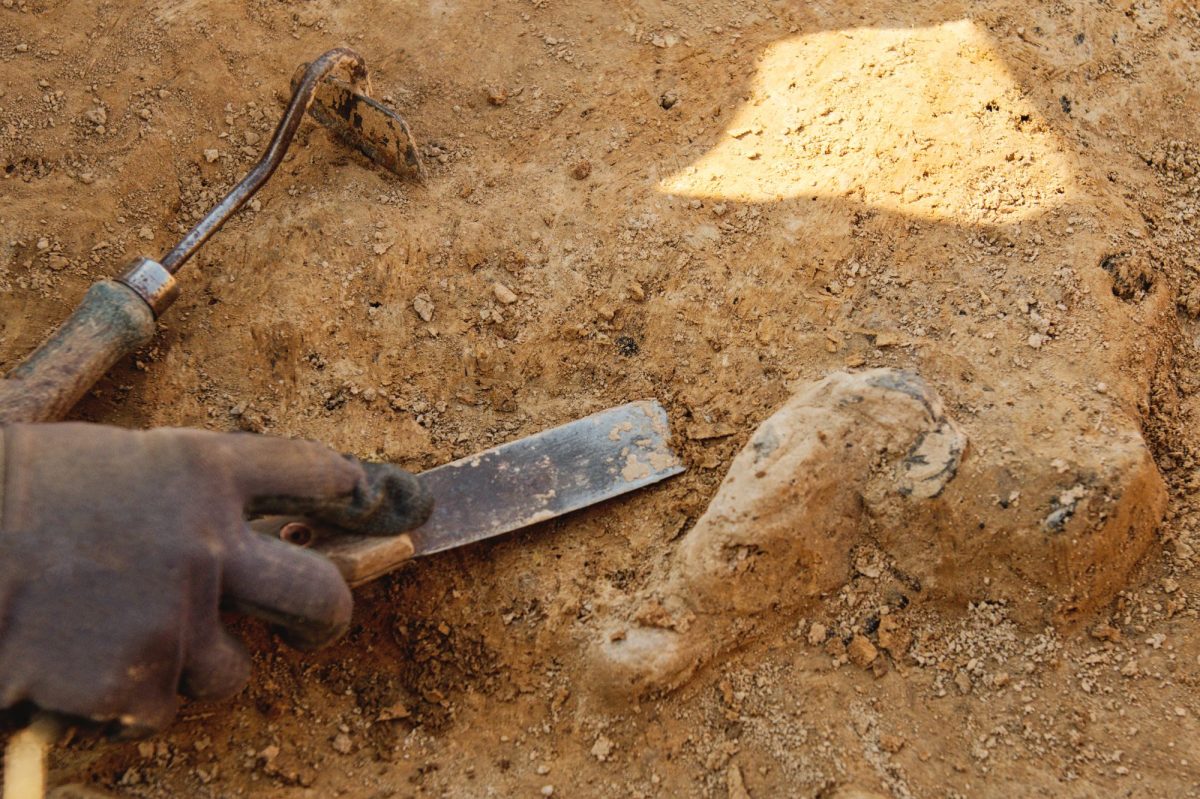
[0,423,431,734]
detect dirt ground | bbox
[3,0,1200,796]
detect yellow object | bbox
[3,714,61,799]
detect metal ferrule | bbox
[117,257,180,318]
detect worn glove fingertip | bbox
[309,461,432,536]
[358,462,434,535]
[112,695,181,740]
[275,605,351,651]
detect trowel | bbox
[253,399,684,585]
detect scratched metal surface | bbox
[307,77,424,178]
[409,400,684,557]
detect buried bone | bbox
[591,367,1164,698]
[593,368,964,697]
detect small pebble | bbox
[494,282,518,304]
[204,148,220,163]
[571,160,592,180]
[727,765,751,799]
[847,634,878,667]
[413,294,435,322]
[590,735,613,762]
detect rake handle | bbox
[0,280,157,425]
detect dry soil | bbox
[3,1,1200,797]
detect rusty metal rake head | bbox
[119,47,423,316]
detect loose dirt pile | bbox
[2,0,1199,796]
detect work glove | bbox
[0,423,431,735]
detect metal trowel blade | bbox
[409,399,684,558]
[259,400,685,586]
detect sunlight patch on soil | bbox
[660,20,1076,223]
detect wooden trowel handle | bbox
[0,280,158,424]
[248,516,417,587]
